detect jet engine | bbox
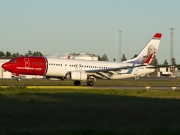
[66,71,87,81]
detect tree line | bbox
[99,53,177,66]
[0,51,43,57]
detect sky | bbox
[0,0,180,64]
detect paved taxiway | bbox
[19,86,180,91]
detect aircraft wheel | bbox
[87,81,94,86]
[17,78,21,82]
[74,80,81,86]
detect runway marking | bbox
[27,86,90,89]
[1,86,91,89]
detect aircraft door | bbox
[74,64,83,70]
[24,58,30,68]
[79,64,83,70]
[75,64,78,69]
[134,67,138,75]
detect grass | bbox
[0,88,180,134]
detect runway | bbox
[19,86,180,91]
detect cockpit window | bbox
[10,60,18,63]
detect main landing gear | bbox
[74,80,94,86]
[87,81,94,86]
[74,80,81,86]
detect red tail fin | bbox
[67,55,70,59]
[153,33,162,39]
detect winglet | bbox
[153,33,162,39]
[67,55,70,59]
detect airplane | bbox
[2,33,162,86]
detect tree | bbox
[33,51,43,56]
[163,59,168,66]
[38,52,43,56]
[171,58,176,65]
[0,51,5,57]
[101,54,108,61]
[113,58,116,62]
[154,58,158,65]
[132,54,138,59]
[16,52,20,56]
[5,51,11,57]
[25,50,33,56]
[98,56,101,61]
[24,51,43,56]
[12,52,20,57]
[121,54,127,61]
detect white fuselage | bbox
[45,57,155,79]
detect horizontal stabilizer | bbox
[146,65,173,68]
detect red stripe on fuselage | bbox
[3,56,47,76]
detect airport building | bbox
[146,66,176,77]
[0,59,12,78]
[47,53,99,61]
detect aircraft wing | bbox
[85,64,145,73]
[85,64,145,79]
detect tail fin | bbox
[124,33,162,65]
[67,55,70,59]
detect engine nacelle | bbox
[66,71,87,81]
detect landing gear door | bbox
[24,58,30,68]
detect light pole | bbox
[119,30,122,62]
[170,28,174,65]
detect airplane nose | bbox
[2,63,8,70]
[2,62,15,73]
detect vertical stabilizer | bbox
[124,33,162,65]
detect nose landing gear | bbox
[17,78,21,82]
